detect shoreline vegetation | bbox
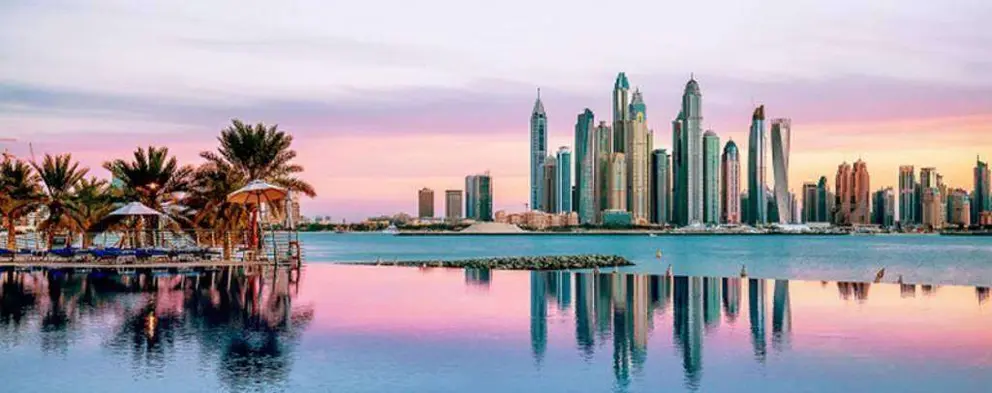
[355,254,633,270]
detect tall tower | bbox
[574,110,597,224]
[721,140,741,224]
[747,105,767,225]
[530,89,547,211]
[833,162,853,225]
[613,73,630,153]
[418,188,435,218]
[681,77,704,225]
[672,113,685,225]
[770,119,792,224]
[898,165,917,225]
[974,158,990,224]
[816,176,829,222]
[627,89,650,223]
[651,149,671,224]
[801,182,817,223]
[594,122,613,221]
[702,130,721,224]
[556,146,572,213]
[542,156,558,213]
[444,190,462,221]
[608,153,627,211]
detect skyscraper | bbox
[833,160,870,225]
[949,189,971,228]
[702,130,721,224]
[613,73,630,153]
[833,162,852,225]
[465,173,493,221]
[802,182,817,223]
[530,90,547,211]
[974,158,990,225]
[556,146,572,214]
[542,156,558,213]
[651,149,671,224]
[445,190,462,221]
[721,140,741,224]
[465,175,477,220]
[898,165,917,225]
[816,176,830,222]
[627,89,650,224]
[574,110,597,224]
[852,161,871,225]
[672,113,685,226]
[680,77,704,226]
[872,187,895,227]
[921,187,942,230]
[418,187,434,218]
[770,118,792,224]
[594,122,613,221]
[609,153,627,211]
[747,105,767,225]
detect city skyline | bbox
[2,1,991,220]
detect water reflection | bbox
[0,268,313,390]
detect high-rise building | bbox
[702,130,721,224]
[574,110,597,224]
[898,165,917,225]
[651,149,671,224]
[556,146,572,214]
[465,173,493,221]
[679,77,704,226]
[852,160,871,225]
[530,90,547,211]
[833,162,852,225]
[949,189,971,228]
[626,89,650,224]
[594,122,613,221]
[672,113,684,225]
[445,190,462,221]
[609,153,627,211]
[542,156,558,213]
[740,192,751,224]
[770,119,792,224]
[613,73,630,153]
[801,182,817,223]
[921,187,943,230]
[974,158,990,225]
[721,140,741,224]
[747,105,767,225]
[872,188,895,227]
[816,176,830,222]
[418,188,434,218]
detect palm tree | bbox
[183,161,250,259]
[0,158,41,250]
[201,119,316,197]
[33,154,88,246]
[70,177,118,248]
[103,146,193,209]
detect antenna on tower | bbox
[537,87,541,99]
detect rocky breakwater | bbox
[363,254,632,270]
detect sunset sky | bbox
[2,1,990,220]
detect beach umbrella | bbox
[227,180,288,260]
[107,201,164,217]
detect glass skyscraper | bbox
[678,77,703,226]
[613,73,630,153]
[702,130,720,225]
[721,141,741,224]
[898,165,917,225]
[574,110,596,224]
[556,146,572,213]
[747,105,767,225]
[651,149,671,224]
[770,119,792,224]
[530,90,547,211]
[974,158,990,224]
[465,173,493,221]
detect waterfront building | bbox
[678,77,704,226]
[465,172,493,221]
[898,166,917,225]
[601,209,633,227]
[833,162,852,225]
[770,119,792,224]
[703,130,721,224]
[613,73,631,153]
[594,122,613,221]
[740,192,750,224]
[672,113,685,225]
[816,176,830,222]
[542,156,558,213]
[921,187,943,230]
[418,188,434,218]
[530,90,547,211]
[948,189,971,228]
[556,147,572,213]
[465,175,477,220]
[802,182,818,223]
[747,105,767,225]
[574,110,597,224]
[609,153,627,211]
[627,89,650,224]
[721,140,741,224]
[852,160,871,225]
[872,188,895,228]
[445,190,462,221]
[975,158,990,225]
[651,149,671,224]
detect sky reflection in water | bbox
[0,265,990,392]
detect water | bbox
[302,233,992,286]
[1,265,990,392]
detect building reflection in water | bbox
[0,268,312,390]
[465,268,492,289]
[722,277,741,324]
[771,280,791,352]
[977,287,989,305]
[901,283,917,298]
[529,271,547,366]
[748,278,767,363]
[836,281,871,302]
[921,285,938,297]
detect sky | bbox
[1,0,991,221]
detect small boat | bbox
[655,249,662,259]
[649,233,657,237]
[381,224,400,235]
[740,265,748,277]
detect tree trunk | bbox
[223,232,232,261]
[6,216,16,251]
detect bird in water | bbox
[740,265,748,277]
[874,268,886,283]
[665,264,673,277]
